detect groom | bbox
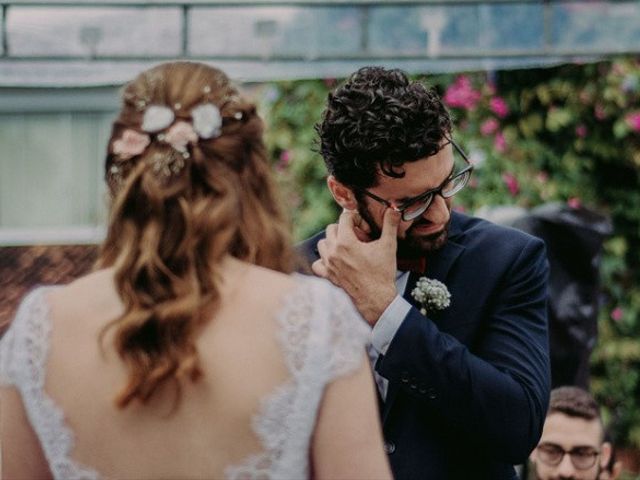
[300,67,550,479]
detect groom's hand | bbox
[312,208,400,325]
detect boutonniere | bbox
[411,277,451,316]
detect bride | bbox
[0,61,392,480]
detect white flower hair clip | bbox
[140,103,223,140]
[141,105,175,132]
[411,277,451,316]
[191,103,222,139]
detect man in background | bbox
[530,386,615,480]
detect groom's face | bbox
[356,142,454,258]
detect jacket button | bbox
[383,441,396,454]
[400,371,410,383]
[427,387,437,400]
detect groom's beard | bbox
[356,199,450,258]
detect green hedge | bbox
[260,57,640,448]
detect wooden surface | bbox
[0,244,98,335]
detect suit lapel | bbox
[382,215,466,424]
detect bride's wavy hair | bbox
[96,61,297,409]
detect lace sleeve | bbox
[0,286,99,479]
[325,285,372,380]
[0,288,48,387]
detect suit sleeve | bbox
[376,236,550,463]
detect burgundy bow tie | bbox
[397,257,427,274]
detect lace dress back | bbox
[0,274,370,479]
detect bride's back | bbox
[44,262,303,478]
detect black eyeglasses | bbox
[536,443,600,470]
[358,139,473,222]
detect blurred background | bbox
[1,0,639,476]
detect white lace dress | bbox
[0,275,371,480]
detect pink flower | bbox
[494,132,507,153]
[280,150,291,164]
[611,307,623,322]
[567,197,582,209]
[443,76,482,110]
[489,96,510,118]
[164,121,198,152]
[276,150,292,171]
[502,172,519,196]
[624,112,640,132]
[480,118,499,136]
[112,129,150,160]
[594,104,607,121]
[575,124,588,138]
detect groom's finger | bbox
[311,258,328,278]
[325,223,338,243]
[337,209,359,241]
[316,238,329,262]
[380,208,401,247]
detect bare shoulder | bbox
[241,264,299,296]
[243,265,335,296]
[47,268,122,325]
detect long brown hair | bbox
[96,62,297,408]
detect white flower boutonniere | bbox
[411,277,451,316]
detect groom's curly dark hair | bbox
[316,66,452,189]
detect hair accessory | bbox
[149,152,186,178]
[112,129,151,160]
[108,163,125,188]
[164,121,198,155]
[112,102,227,179]
[142,105,175,132]
[192,103,222,139]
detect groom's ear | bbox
[327,176,358,210]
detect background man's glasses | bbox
[537,443,600,470]
[358,139,473,222]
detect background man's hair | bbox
[548,386,601,421]
[316,66,452,189]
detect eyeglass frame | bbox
[536,442,601,470]
[356,138,473,222]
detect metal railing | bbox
[1,0,639,85]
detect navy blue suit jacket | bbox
[299,212,550,479]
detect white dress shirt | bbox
[368,271,413,399]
